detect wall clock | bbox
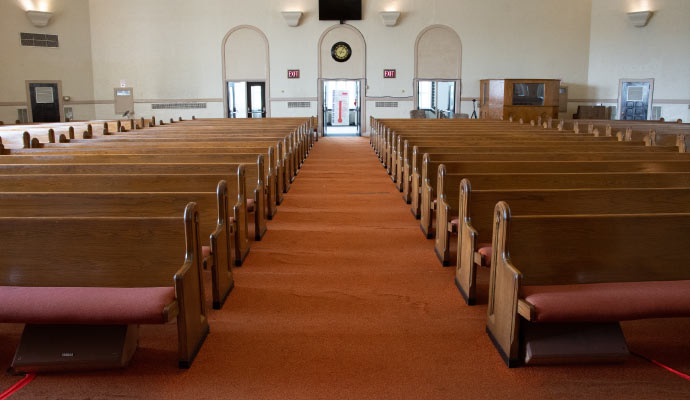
[331,42,352,63]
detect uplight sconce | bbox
[627,11,653,27]
[380,11,401,27]
[26,10,53,27]
[282,11,303,27]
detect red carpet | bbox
[1,137,689,398]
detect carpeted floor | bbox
[1,137,689,399]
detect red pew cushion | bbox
[477,243,492,267]
[0,286,176,325]
[246,198,255,213]
[523,280,690,323]
[202,245,211,259]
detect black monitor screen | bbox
[319,0,362,21]
[512,83,545,106]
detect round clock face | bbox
[331,42,352,63]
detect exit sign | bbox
[287,69,300,79]
[383,69,396,79]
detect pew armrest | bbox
[517,299,534,321]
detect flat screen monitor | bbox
[512,83,545,106]
[319,0,362,21]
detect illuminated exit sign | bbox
[383,69,396,79]
[287,70,300,79]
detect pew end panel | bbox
[434,164,452,266]
[419,155,435,237]
[209,181,234,310]
[455,179,480,305]
[0,203,209,370]
[175,203,211,368]
[232,165,251,266]
[485,202,522,367]
[486,202,690,367]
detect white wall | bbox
[587,0,690,121]
[2,0,686,127]
[0,0,95,123]
[84,0,594,129]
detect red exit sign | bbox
[383,69,396,79]
[287,69,300,79]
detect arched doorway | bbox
[221,25,271,118]
[413,25,462,118]
[317,24,366,136]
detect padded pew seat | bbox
[247,198,255,213]
[0,286,176,325]
[522,280,690,323]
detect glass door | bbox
[247,82,266,118]
[227,82,247,118]
[323,80,360,136]
[416,80,456,119]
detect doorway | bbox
[416,80,457,119]
[322,80,361,136]
[227,81,266,118]
[618,79,654,120]
[27,81,62,122]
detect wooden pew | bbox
[387,133,621,181]
[411,144,683,221]
[0,186,234,310]
[0,147,282,218]
[0,154,266,245]
[433,160,690,264]
[401,146,690,203]
[455,184,690,305]
[398,138,667,197]
[0,203,209,370]
[486,202,690,367]
[0,173,254,266]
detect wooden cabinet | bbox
[479,79,560,122]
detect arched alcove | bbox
[221,25,271,118]
[317,24,366,136]
[413,25,462,116]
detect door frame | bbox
[25,80,64,123]
[226,79,268,118]
[413,78,461,118]
[617,78,654,121]
[318,78,365,137]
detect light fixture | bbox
[627,11,653,27]
[281,11,303,27]
[380,11,401,27]
[26,10,53,27]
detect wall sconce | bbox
[26,10,53,27]
[627,11,653,27]
[380,11,401,27]
[281,11,303,27]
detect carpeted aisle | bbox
[1,137,689,399]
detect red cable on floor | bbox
[0,373,36,400]
[632,352,690,382]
